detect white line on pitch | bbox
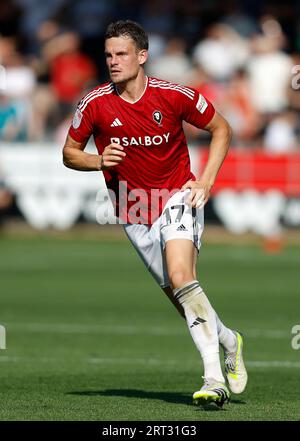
[6,323,184,336]
[0,356,300,369]
[3,323,291,338]
[246,361,300,368]
[87,358,300,368]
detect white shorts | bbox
[123,190,204,288]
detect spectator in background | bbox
[138,0,176,37]
[0,1,297,148]
[0,36,36,141]
[247,16,293,115]
[147,32,167,61]
[26,27,97,141]
[0,37,36,98]
[186,65,227,110]
[221,0,259,38]
[26,26,98,142]
[192,23,250,83]
[0,91,20,141]
[221,69,260,144]
[264,111,299,153]
[138,0,178,84]
[56,0,115,42]
[14,0,66,56]
[184,66,261,146]
[53,0,115,80]
[147,37,191,83]
[42,31,97,118]
[184,66,227,144]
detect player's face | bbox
[105,36,147,84]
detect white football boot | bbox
[193,377,230,407]
[224,331,248,394]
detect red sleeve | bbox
[177,87,215,129]
[68,99,95,143]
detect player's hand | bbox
[100,143,126,170]
[181,179,212,209]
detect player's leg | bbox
[165,239,225,382]
[162,286,185,318]
[123,209,246,396]
[160,190,234,370]
[161,240,197,317]
[123,221,170,289]
[160,190,247,403]
[124,213,235,344]
[164,238,230,406]
[161,258,247,395]
[163,286,239,353]
[162,288,240,353]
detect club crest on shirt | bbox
[152,110,162,125]
[72,109,83,129]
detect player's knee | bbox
[168,268,194,289]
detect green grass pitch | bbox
[0,232,299,421]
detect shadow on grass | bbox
[195,398,247,412]
[68,389,246,409]
[69,389,191,406]
[230,399,247,405]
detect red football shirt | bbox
[69,76,215,224]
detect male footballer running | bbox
[63,20,247,407]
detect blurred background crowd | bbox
[0,0,299,150]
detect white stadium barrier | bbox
[0,143,106,229]
[1,143,300,232]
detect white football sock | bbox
[215,313,237,353]
[173,280,225,383]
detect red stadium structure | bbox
[200,149,300,196]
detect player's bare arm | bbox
[63,134,126,171]
[182,111,232,208]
